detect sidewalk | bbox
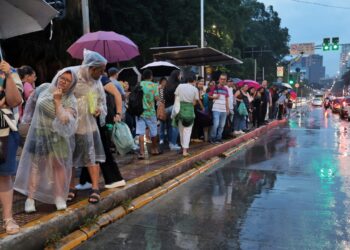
[0,119,287,250]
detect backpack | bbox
[112,122,135,156]
[105,92,116,124]
[127,84,144,117]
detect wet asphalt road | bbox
[77,106,350,250]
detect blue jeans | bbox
[210,111,227,141]
[165,105,179,145]
[233,113,246,131]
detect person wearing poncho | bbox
[69,50,107,204]
[172,72,203,157]
[14,68,78,212]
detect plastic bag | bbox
[238,102,248,116]
[111,122,134,156]
[87,90,97,114]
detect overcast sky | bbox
[261,0,350,77]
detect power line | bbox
[290,0,350,10]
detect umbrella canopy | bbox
[289,90,297,100]
[0,0,58,39]
[237,80,260,90]
[117,67,141,87]
[141,61,180,77]
[0,0,58,59]
[67,31,139,63]
[273,82,293,89]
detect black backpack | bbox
[127,84,144,117]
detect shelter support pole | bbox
[200,0,204,77]
[82,0,90,34]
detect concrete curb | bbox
[0,119,287,250]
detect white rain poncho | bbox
[14,68,78,204]
[71,49,107,166]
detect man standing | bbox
[108,67,126,114]
[173,72,203,156]
[209,73,229,143]
[69,50,108,204]
[136,69,159,159]
[260,80,272,125]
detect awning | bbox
[153,47,243,66]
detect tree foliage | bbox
[1,0,289,83]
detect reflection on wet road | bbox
[77,106,350,250]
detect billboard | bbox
[277,66,284,77]
[290,43,315,55]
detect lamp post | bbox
[82,0,90,34]
[200,0,204,77]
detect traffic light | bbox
[45,0,66,19]
[289,79,294,84]
[323,38,330,51]
[332,37,339,50]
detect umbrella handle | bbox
[0,43,3,61]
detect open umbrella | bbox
[141,61,179,77]
[0,0,58,59]
[273,82,293,89]
[289,90,297,100]
[67,31,139,63]
[118,67,141,87]
[237,79,260,90]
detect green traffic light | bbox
[332,44,339,50]
[289,80,294,84]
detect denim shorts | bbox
[136,116,158,137]
[0,131,19,176]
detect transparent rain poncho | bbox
[70,49,107,166]
[14,68,78,204]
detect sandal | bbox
[88,189,101,204]
[3,218,20,235]
[67,189,78,202]
[137,154,145,160]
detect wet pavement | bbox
[77,106,350,250]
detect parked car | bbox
[312,97,323,106]
[331,98,343,113]
[339,97,350,120]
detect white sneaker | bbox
[55,197,67,211]
[233,131,241,135]
[105,180,126,189]
[25,198,36,213]
[239,130,245,134]
[75,182,92,190]
[169,143,181,150]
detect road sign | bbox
[295,83,300,88]
[277,66,284,77]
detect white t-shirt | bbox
[175,83,199,103]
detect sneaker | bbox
[238,130,245,134]
[233,131,241,136]
[169,143,181,150]
[159,139,164,144]
[105,180,126,189]
[55,197,67,211]
[216,139,223,144]
[25,198,36,213]
[75,182,92,190]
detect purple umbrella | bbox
[67,31,139,63]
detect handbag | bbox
[157,102,166,121]
[238,102,248,116]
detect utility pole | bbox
[82,0,90,34]
[200,0,204,77]
[254,59,257,81]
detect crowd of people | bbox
[0,49,294,235]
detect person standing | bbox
[68,50,108,204]
[136,69,160,159]
[209,73,229,143]
[173,72,203,156]
[164,70,181,150]
[0,60,23,234]
[260,80,272,125]
[14,68,78,212]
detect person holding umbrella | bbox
[0,60,22,234]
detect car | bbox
[331,98,343,113]
[339,97,350,120]
[312,97,323,106]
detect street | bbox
[77,106,350,250]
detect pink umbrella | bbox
[237,80,260,90]
[67,31,139,63]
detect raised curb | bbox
[0,119,286,250]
